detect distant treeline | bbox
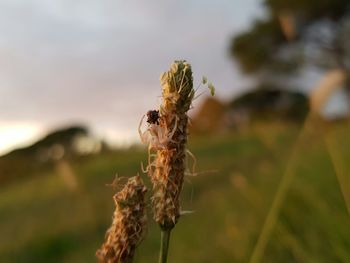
[0,126,105,186]
[191,86,309,134]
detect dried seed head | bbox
[96,175,147,263]
[151,60,194,230]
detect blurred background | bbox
[1,0,350,262]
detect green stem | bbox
[324,127,350,215]
[159,229,171,263]
[249,114,313,263]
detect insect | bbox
[139,112,178,173]
[146,110,160,125]
[138,112,178,151]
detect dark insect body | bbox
[147,110,160,125]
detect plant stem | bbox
[249,114,313,263]
[159,229,171,263]
[324,126,350,215]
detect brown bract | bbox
[96,175,147,263]
[151,60,194,230]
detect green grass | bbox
[1,121,350,262]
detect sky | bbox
[0,0,264,154]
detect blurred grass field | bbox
[1,121,350,263]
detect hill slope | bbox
[1,121,350,262]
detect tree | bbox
[230,0,350,77]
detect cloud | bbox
[0,0,262,153]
